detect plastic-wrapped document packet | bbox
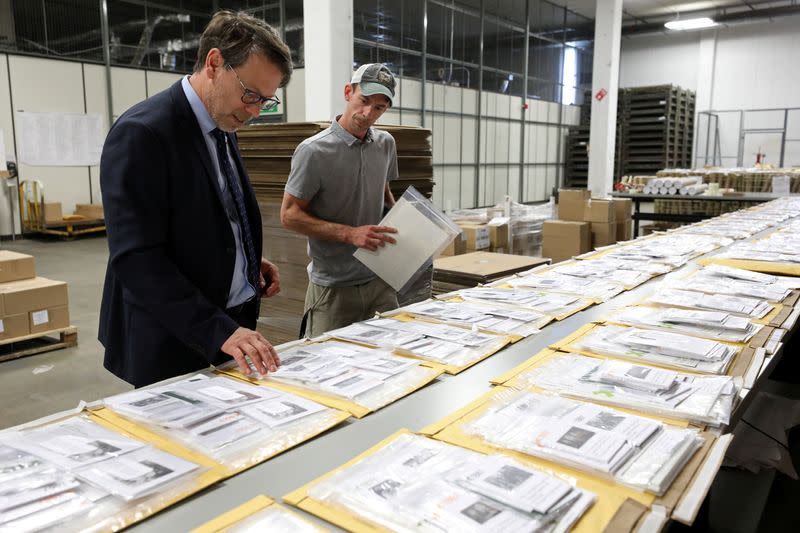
[0,415,207,533]
[682,274,791,302]
[306,432,594,533]
[549,260,652,289]
[502,272,625,301]
[514,353,739,426]
[447,287,594,319]
[104,373,342,470]
[608,306,762,343]
[646,288,773,319]
[220,504,324,532]
[354,187,462,293]
[329,317,508,368]
[463,390,702,495]
[391,299,547,337]
[572,324,738,374]
[265,340,440,409]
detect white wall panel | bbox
[0,54,18,235]
[462,88,478,115]
[431,112,445,164]
[460,167,475,208]
[83,64,108,206]
[400,111,422,127]
[461,117,476,164]
[442,167,462,211]
[507,121,521,164]
[443,116,461,164]
[493,120,510,164]
[496,93,512,119]
[146,71,182,97]
[9,55,91,222]
[110,67,146,120]
[444,85,462,114]
[285,68,306,123]
[378,109,401,125]
[400,78,421,108]
[492,165,509,204]
[432,165,444,209]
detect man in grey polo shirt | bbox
[281,63,400,337]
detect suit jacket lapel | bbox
[170,82,227,212]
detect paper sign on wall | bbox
[16,112,104,166]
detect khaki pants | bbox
[302,277,398,338]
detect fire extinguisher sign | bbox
[595,88,608,101]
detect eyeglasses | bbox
[226,64,280,111]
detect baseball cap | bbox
[351,63,396,106]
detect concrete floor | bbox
[0,235,132,429]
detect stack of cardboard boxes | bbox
[444,218,511,257]
[0,251,70,341]
[542,190,633,263]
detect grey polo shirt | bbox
[285,118,399,287]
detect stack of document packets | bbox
[104,372,340,469]
[570,324,739,374]
[390,299,549,337]
[646,288,773,319]
[516,353,739,426]
[0,414,204,532]
[266,340,440,408]
[328,317,508,369]
[608,306,762,343]
[443,286,594,319]
[304,432,595,532]
[502,271,625,301]
[682,268,794,302]
[548,259,655,289]
[464,391,702,495]
[602,234,729,267]
[714,234,800,265]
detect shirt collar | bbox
[331,115,373,146]
[181,75,217,135]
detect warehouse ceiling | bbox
[554,0,800,34]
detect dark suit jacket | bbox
[99,80,262,387]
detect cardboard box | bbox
[584,198,617,223]
[558,189,591,221]
[438,231,467,257]
[487,218,510,253]
[0,277,69,317]
[459,224,491,251]
[591,222,617,247]
[29,306,70,334]
[75,203,104,220]
[617,219,633,241]
[0,251,36,283]
[0,314,30,340]
[43,202,63,224]
[542,220,590,263]
[611,198,632,220]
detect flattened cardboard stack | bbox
[0,251,70,341]
[239,122,434,345]
[432,251,549,294]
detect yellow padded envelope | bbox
[698,256,800,277]
[84,410,227,531]
[218,361,443,418]
[548,322,758,380]
[190,495,328,532]
[283,428,615,533]
[91,401,350,477]
[421,386,717,531]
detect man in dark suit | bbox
[99,11,292,387]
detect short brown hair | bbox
[194,10,293,87]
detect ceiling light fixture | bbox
[665,17,717,30]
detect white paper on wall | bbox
[16,112,104,166]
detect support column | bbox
[587,0,622,195]
[302,0,353,121]
[694,30,718,165]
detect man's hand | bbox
[221,327,281,376]
[348,225,397,251]
[259,258,280,297]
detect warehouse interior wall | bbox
[0,55,307,238]
[619,15,800,168]
[378,76,581,211]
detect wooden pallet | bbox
[0,326,78,363]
